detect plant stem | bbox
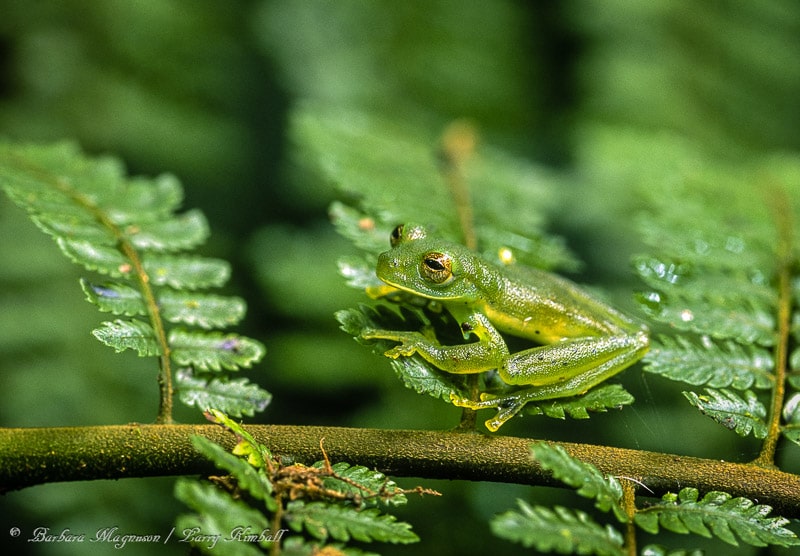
[620,479,638,556]
[755,188,794,467]
[2,424,799,517]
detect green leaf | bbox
[530,442,626,522]
[174,479,271,555]
[176,369,272,417]
[112,173,184,222]
[491,500,625,556]
[189,435,275,509]
[125,209,209,251]
[170,329,266,371]
[643,335,774,390]
[159,290,246,329]
[143,254,231,290]
[781,392,800,447]
[683,388,768,438]
[81,279,146,316]
[56,237,131,277]
[32,212,117,244]
[284,500,419,544]
[203,408,273,468]
[525,384,634,421]
[634,487,800,548]
[312,461,408,508]
[92,319,161,356]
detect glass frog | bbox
[362,224,649,431]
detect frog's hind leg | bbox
[451,330,649,431]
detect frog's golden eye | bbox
[390,224,404,247]
[421,252,453,284]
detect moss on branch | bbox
[1,424,798,518]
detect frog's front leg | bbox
[452,329,649,431]
[362,312,509,374]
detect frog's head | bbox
[375,224,484,301]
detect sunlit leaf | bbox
[683,388,768,438]
[170,329,265,371]
[159,290,246,329]
[92,319,160,356]
[176,369,271,417]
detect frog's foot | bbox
[361,329,425,359]
[450,391,532,432]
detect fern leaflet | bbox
[491,500,625,556]
[530,442,626,522]
[683,388,768,438]
[634,487,800,548]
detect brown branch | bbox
[1,424,799,518]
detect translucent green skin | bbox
[363,225,649,431]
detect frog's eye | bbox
[390,225,404,247]
[421,252,454,284]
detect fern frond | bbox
[174,479,272,554]
[0,141,268,420]
[531,443,626,523]
[683,389,768,439]
[626,134,800,450]
[644,335,774,390]
[491,500,625,556]
[297,104,577,271]
[634,487,800,548]
[190,434,275,508]
[284,500,419,544]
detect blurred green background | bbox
[1,1,798,554]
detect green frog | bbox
[363,224,649,431]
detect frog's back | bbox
[481,263,636,344]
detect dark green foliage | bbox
[635,488,800,548]
[492,500,625,556]
[176,410,430,554]
[0,141,268,419]
[530,443,626,522]
[494,444,799,554]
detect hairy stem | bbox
[620,479,638,556]
[1,425,799,518]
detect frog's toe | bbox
[383,343,416,358]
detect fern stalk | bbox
[120,237,174,423]
[3,425,800,517]
[14,159,175,423]
[756,189,795,466]
[620,480,637,556]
